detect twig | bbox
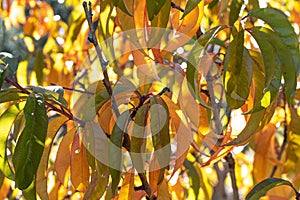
[83,1,153,197]
[206,69,239,200]
[82,1,120,117]
[225,153,239,200]
[171,2,184,12]
[4,77,85,127]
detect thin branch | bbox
[206,69,239,200]
[225,153,239,200]
[171,2,184,12]
[4,77,85,127]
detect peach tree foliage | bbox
[0,0,300,199]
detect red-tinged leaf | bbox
[98,100,113,134]
[109,111,131,195]
[157,179,170,200]
[150,96,171,173]
[118,168,135,200]
[131,104,149,173]
[54,127,76,187]
[13,93,48,190]
[246,178,297,200]
[133,190,147,200]
[0,104,22,180]
[70,133,90,191]
[36,116,69,200]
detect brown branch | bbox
[206,69,239,200]
[4,77,85,127]
[82,1,152,197]
[171,2,184,12]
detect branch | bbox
[171,2,184,12]
[4,77,85,127]
[206,70,239,200]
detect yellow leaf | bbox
[118,168,135,200]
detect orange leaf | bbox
[54,127,76,187]
[70,133,90,191]
[149,153,164,194]
[36,116,69,200]
[253,124,277,182]
[118,168,135,200]
[157,179,170,200]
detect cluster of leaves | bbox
[1,0,300,199]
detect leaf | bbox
[0,88,28,104]
[181,0,202,19]
[157,179,170,200]
[33,49,44,85]
[184,159,200,199]
[118,168,134,200]
[131,104,149,173]
[70,133,90,191]
[229,0,243,26]
[83,122,110,199]
[147,0,171,47]
[54,127,76,187]
[249,7,300,77]
[0,64,7,89]
[186,25,225,108]
[0,104,22,180]
[36,116,69,200]
[109,111,131,195]
[13,93,48,190]
[22,180,37,200]
[27,86,68,108]
[146,0,166,21]
[113,0,133,16]
[224,22,253,109]
[150,96,171,175]
[245,178,296,200]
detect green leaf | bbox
[13,93,48,189]
[146,0,166,21]
[249,8,298,50]
[184,159,200,199]
[147,0,171,47]
[224,22,252,108]
[246,178,296,200]
[109,111,131,196]
[112,0,133,16]
[252,27,296,105]
[249,7,300,75]
[131,104,149,173]
[0,64,7,89]
[150,96,170,179]
[186,25,225,108]
[27,86,68,108]
[229,0,243,26]
[33,49,44,85]
[22,179,37,200]
[0,104,22,180]
[181,0,202,19]
[0,88,28,104]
